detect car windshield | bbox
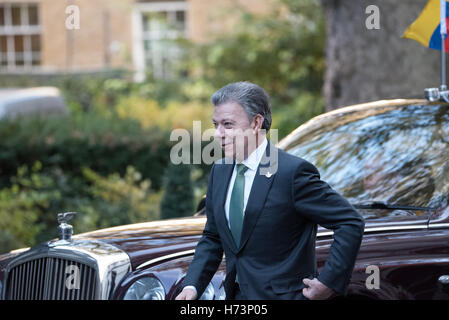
[285,103,449,219]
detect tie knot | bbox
[237,163,248,176]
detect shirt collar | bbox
[241,137,268,172]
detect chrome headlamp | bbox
[124,277,165,300]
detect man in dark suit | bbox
[176,82,365,300]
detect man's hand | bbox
[175,287,198,300]
[302,278,334,300]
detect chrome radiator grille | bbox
[6,257,97,300]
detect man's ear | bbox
[252,114,264,132]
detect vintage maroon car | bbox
[1,98,449,300]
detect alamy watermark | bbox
[365,265,380,290]
[365,5,380,30]
[169,122,279,175]
[66,5,80,30]
[65,265,80,290]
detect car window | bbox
[286,103,449,219]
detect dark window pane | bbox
[32,52,40,65]
[0,35,6,53]
[176,11,185,23]
[142,14,149,31]
[142,13,153,32]
[176,11,185,21]
[16,57,24,66]
[31,35,40,51]
[14,35,24,52]
[0,7,5,26]
[14,51,23,65]
[28,5,39,25]
[175,11,185,30]
[12,5,21,26]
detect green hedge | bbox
[0,161,163,253]
[0,112,171,191]
[0,112,175,253]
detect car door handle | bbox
[438,275,449,285]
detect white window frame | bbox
[0,2,41,72]
[131,1,188,82]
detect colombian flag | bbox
[403,0,449,52]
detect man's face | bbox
[212,101,258,161]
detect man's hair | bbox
[211,81,272,131]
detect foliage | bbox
[0,0,326,253]
[160,162,194,220]
[0,110,172,253]
[79,166,161,229]
[0,162,59,253]
[0,162,161,253]
[114,96,214,131]
[180,0,325,106]
[0,112,171,191]
[271,92,325,139]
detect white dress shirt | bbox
[224,137,268,228]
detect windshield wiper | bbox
[353,201,437,211]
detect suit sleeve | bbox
[292,160,365,295]
[182,164,224,297]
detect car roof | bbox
[0,86,67,119]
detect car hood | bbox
[1,211,434,272]
[73,216,206,269]
[71,212,433,270]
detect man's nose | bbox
[214,125,225,139]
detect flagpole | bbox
[441,0,447,90]
[425,0,449,102]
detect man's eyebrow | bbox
[212,118,234,123]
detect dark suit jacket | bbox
[182,141,365,300]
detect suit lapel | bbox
[238,141,277,252]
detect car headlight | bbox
[199,282,215,300]
[124,277,165,300]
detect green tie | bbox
[229,163,248,247]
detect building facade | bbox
[0,0,274,81]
